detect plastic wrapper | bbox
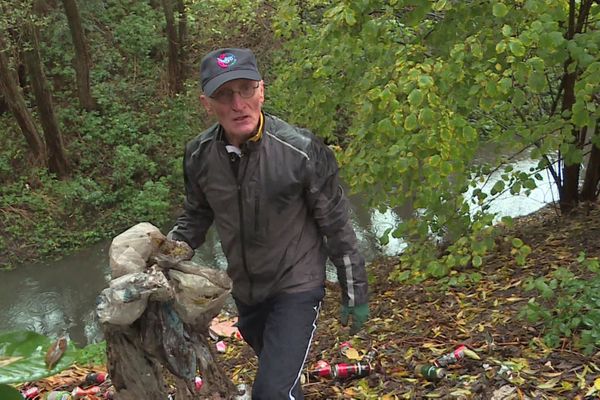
[96,271,172,325]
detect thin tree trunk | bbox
[581,121,600,201]
[161,0,182,95]
[23,1,70,178]
[559,0,591,213]
[0,35,46,162]
[62,0,96,111]
[176,0,187,84]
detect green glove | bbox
[340,303,369,335]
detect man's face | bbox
[201,79,264,146]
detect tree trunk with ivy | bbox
[0,35,46,163]
[23,0,70,178]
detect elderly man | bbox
[169,47,369,399]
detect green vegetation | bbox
[520,252,600,354]
[0,330,80,384]
[1,0,599,360]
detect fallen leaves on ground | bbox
[218,203,600,399]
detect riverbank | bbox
[217,201,600,399]
[19,200,600,399]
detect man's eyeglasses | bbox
[210,82,260,104]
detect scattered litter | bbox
[216,340,228,353]
[414,364,446,381]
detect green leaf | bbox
[418,108,436,126]
[404,113,418,131]
[408,89,424,107]
[512,238,524,248]
[0,384,23,400]
[418,75,434,88]
[472,255,483,267]
[493,3,509,17]
[344,10,357,26]
[502,25,513,37]
[0,331,80,384]
[490,180,505,196]
[496,40,507,54]
[512,88,527,107]
[528,71,546,93]
[509,39,526,57]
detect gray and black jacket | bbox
[169,113,368,307]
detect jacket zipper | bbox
[236,151,253,303]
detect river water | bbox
[0,157,560,346]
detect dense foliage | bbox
[0,0,276,267]
[269,0,600,281]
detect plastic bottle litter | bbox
[45,391,72,400]
[415,364,446,381]
[333,362,372,379]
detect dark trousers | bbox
[234,287,325,400]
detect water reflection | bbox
[0,241,109,346]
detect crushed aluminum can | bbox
[332,362,372,380]
[72,386,101,398]
[23,387,40,399]
[433,344,467,367]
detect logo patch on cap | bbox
[216,52,237,69]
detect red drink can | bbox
[308,360,332,378]
[23,387,40,399]
[333,362,372,379]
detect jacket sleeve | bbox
[167,141,214,249]
[304,136,368,307]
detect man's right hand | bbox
[339,303,369,335]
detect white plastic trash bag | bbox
[109,222,164,279]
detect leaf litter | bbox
[21,202,600,399]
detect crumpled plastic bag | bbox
[168,263,232,324]
[96,269,172,325]
[109,222,164,279]
[99,223,231,327]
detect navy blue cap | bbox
[200,48,262,96]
